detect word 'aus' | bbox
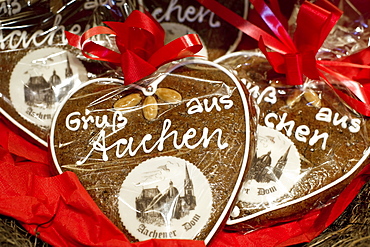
[186,95,233,114]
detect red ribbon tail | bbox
[258,38,286,74]
[66,27,122,64]
[250,0,296,52]
[65,31,82,49]
[195,0,289,54]
[318,64,370,116]
[149,34,203,68]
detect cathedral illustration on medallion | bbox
[24,53,75,108]
[135,165,197,226]
[251,146,291,183]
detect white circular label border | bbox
[118,156,213,241]
[9,47,87,128]
[231,125,301,221]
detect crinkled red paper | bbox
[0,117,205,247]
[0,115,369,246]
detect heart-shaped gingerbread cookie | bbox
[50,59,255,243]
[0,1,127,146]
[216,51,370,231]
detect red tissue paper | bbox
[1,115,369,246]
[0,116,205,247]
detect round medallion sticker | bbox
[233,125,301,216]
[9,47,87,128]
[118,156,213,241]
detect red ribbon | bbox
[197,0,340,85]
[65,10,203,85]
[317,51,370,116]
[196,0,370,116]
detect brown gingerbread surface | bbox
[218,52,370,231]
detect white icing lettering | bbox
[245,83,277,104]
[82,115,94,130]
[200,127,228,149]
[66,112,81,131]
[95,115,109,128]
[264,112,330,150]
[204,97,222,112]
[92,129,109,162]
[295,125,310,142]
[186,98,203,114]
[245,82,260,99]
[315,107,332,122]
[251,83,362,150]
[183,128,197,149]
[77,119,228,164]
[257,86,277,104]
[333,112,349,128]
[65,111,127,132]
[84,0,127,10]
[116,134,153,158]
[275,112,295,137]
[0,14,83,50]
[157,119,179,151]
[186,96,234,115]
[264,112,278,128]
[219,95,233,109]
[349,118,361,133]
[309,130,328,150]
[151,0,221,28]
[112,111,127,133]
[316,107,361,133]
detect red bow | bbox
[260,0,343,85]
[196,0,370,116]
[65,10,203,85]
[196,0,341,85]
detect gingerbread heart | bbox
[0,1,127,146]
[215,51,370,230]
[50,59,255,243]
